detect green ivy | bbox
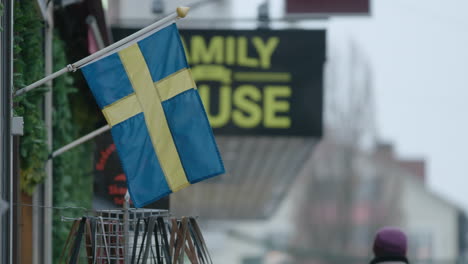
[51,34,93,264]
[13,0,48,195]
[13,3,94,261]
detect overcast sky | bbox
[328,0,468,210]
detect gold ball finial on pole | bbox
[176,6,190,18]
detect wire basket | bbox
[62,208,171,264]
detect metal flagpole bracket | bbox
[11,117,24,136]
[66,64,77,72]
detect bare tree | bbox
[291,40,401,264]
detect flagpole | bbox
[50,125,111,159]
[14,6,190,97]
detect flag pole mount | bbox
[176,6,190,18]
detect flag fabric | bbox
[81,23,225,207]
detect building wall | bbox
[401,174,459,261]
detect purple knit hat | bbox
[369,227,409,264]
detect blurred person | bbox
[369,227,409,264]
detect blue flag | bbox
[81,23,225,207]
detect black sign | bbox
[113,28,325,137]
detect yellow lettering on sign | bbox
[237,37,259,68]
[186,35,280,69]
[252,37,279,69]
[199,84,231,128]
[191,36,223,64]
[233,85,262,128]
[225,36,236,66]
[264,86,291,128]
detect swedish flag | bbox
[81,23,225,207]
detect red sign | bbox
[286,0,370,15]
[95,143,131,206]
